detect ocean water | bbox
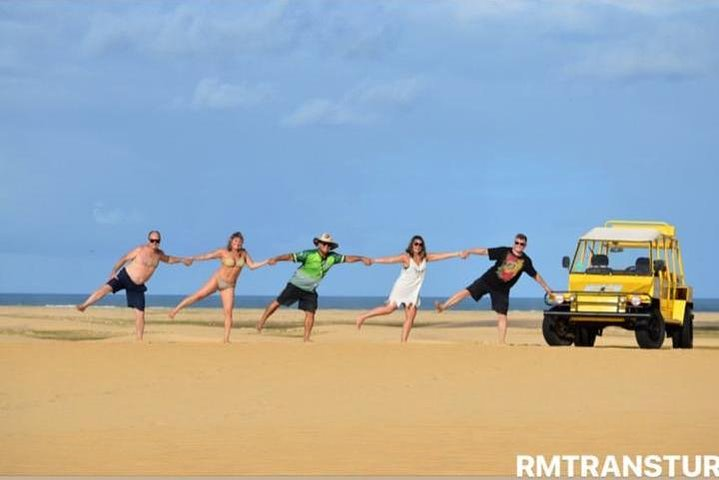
[0,293,543,311]
[1,293,719,311]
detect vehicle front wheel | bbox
[574,325,597,347]
[542,314,573,346]
[635,311,666,349]
[671,307,694,349]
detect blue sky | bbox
[1,0,718,298]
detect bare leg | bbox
[401,304,418,343]
[356,303,397,329]
[497,313,508,345]
[256,300,280,332]
[220,288,235,343]
[435,289,471,313]
[76,284,113,312]
[135,309,145,341]
[169,276,219,319]
[303,311,316,342]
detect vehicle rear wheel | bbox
[542,314,573,346]
[671,307,693,349]
[635,310,666,349]
[574,325,597,347]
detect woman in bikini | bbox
[169,232,269,343]
[356,235,467,342]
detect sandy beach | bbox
[1,305,718,475]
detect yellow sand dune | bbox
[1,306,718,475]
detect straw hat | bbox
[313,233,339,250]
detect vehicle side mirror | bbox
[653,259,666,274]
[562,256,570,269]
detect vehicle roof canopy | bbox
[604,220,676,237]
[580,227,662,243]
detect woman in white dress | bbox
[356,235,467,342]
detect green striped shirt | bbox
[289,249,346,292]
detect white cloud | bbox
[282,99,370,127]
[82,3,292,57]
[594,0,719,15]
[190,78,272,109]
[92,202,142,226]
[282,77,425,127]
[565,47,704,81]
[425,0,719,39]
[449,0,531,21]
[79,1,398,61]
[356,77,423,107]
[447,0,718,21]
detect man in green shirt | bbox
[256,233,371,342]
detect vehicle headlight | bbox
[630,295,642,307]
[553,294,565,305]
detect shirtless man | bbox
[76,230,192,340]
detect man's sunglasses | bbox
[149,239,161,244]
[514,241,526,246]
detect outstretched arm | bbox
[426,251,468,262]
[533,273,553,295]
[465,247,489,256]
[244,251,269,270]
[189,248,224,262]
[268,253,293,266]
[372,254,409,267]
[159,250,193,266]
[109,247,140,278]
[344,255,372,266]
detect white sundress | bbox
[388,257,427,307]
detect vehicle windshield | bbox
[571,240,652,276]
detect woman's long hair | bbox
[405,235,427,259]
[226,231,245,252]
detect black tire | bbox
[635,310,666,349]
[671,307,694,349]
[542,314,573,346]
[670,326,679,348]
[574,325,597,347]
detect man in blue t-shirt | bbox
[435,233,553,344]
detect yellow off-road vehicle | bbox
[543,220,693,349]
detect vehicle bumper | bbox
[545,311,652,319]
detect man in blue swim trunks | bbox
[256,233,372,342]
[77,230,192,341]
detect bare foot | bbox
[76,304,87,312]
[356,315,366,330]
[256,321,264,333]
[223,339,231,344]
[434,301,445,313]
[303,338,313,343]
[168,310,177,320]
